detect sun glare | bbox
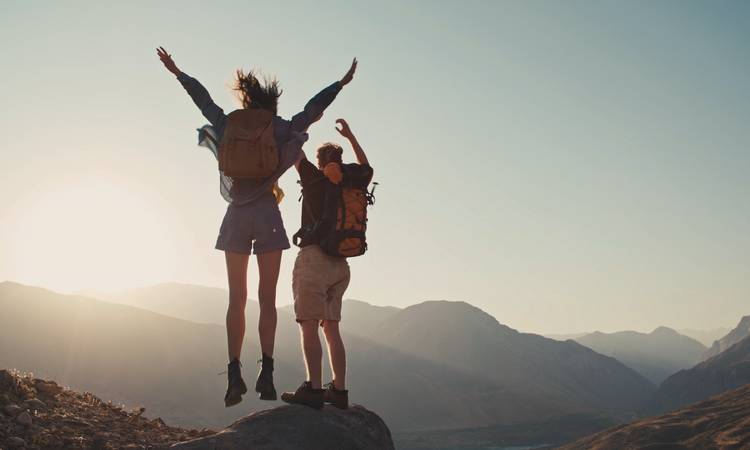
[5,177,180,292]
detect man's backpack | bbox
[218,109,278,179]
[295,163,376,258]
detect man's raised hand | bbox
[339,58,358,87]
[335,119,354,139]
[157,46,181,76]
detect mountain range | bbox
[574,327,706,384]
[650,333,750,414]
[703,315,750,360]
[0,281,653,435]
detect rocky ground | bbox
[0,370,214,449]
[558,383,750,450]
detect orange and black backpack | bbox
[294,163,376,258]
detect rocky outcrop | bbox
[704,315,750,360]
[558,383,750,450]
[172,404,394,450]
[0,369,212,449]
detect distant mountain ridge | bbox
[678,327,732,347]
[650,334,750,414]
[369,300,655,413]
[574,327,706,384]
[704,315,750,360]
[0,281,655,433]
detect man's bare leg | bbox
[300,320,323,388]
[322,320,346,390]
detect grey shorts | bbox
[215,193,290,255]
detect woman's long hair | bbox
[234,69,282,115]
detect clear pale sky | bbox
[1,1,748,334]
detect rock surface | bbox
[558,383,750,450]
[172,404,395,450]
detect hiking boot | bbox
[281,381,324,409]
[255,354,277,401]
[323,381,349,409]
[224,359,248,407]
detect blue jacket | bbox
[177,72,342,204]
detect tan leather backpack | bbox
[218,109,279,179]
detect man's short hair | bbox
[316,142,343,168]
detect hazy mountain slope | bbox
[704,315,750,360]
[0,281,302,428]
[650,335,750,414]
[0,282,645,432]
[544,332,588,341]
[575,327,706,384]
[278,298,401,340]
[85,282,232,325]
[96,284,401,339]
[559,383,750,450]
[372,301,656,413]
[679,327,732,347]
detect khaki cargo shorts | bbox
[292,245,350,324]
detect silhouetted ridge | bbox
[704,315,750,359]
[575,327,706,384]
[651,335,750,413]
[559,383,750,450]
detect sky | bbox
[1,1,748,334]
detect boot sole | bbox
[225,383,248,407]
[255,378,277,401]
[281,397,324,409]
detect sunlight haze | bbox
[1,1,748,335]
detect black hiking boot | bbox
[280,381,324,409]
[224,359,248,407]
[255,354,277,401]
[323,381,349,409]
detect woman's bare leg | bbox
[256,250,282,357]
[225,251,249,361]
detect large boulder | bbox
[172,404,394,450]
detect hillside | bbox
[575,327,706,384]
[0,369,211,448]
[558,383,750,450]
[371,301,656,413]
[704,315,750,360]
[650,335,750,414]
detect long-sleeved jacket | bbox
[177,72,342,204]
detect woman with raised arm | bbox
[156,46,357,408]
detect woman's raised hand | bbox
[157,46,181,76]
[339,58,358,87]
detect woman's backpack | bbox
[218,109,279,179]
